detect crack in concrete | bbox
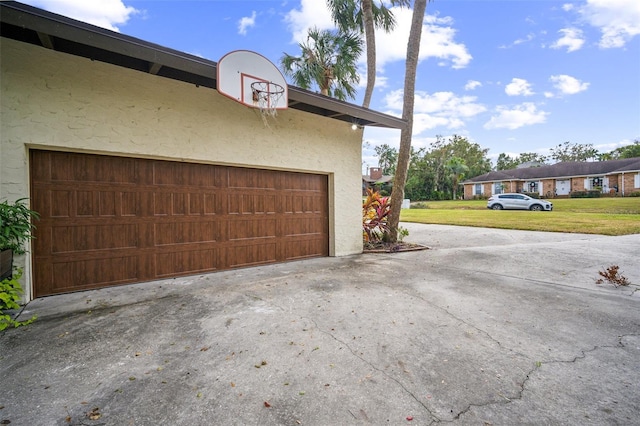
[248,295,441,421]
[449,333,640,422]
[305,315,442,424]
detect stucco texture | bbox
[1,38,364,298]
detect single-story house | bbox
[0,2,405,301]
[362,167,394,195]
[463,158,640,199]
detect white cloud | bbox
[551,28,585,52]
[499,33,535,49]
[238,11,257,36]
[283,0,334,43]
[505,78,534,96]
[562,4,575,12]
[465,80,482,91]
[484,103,548,130]
[284,3,471,71]
[578,0,640,48]
[383,89,486,133]
[24,0,138,32]
[375,9,472,70]
[549,74,589,95]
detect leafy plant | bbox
[1,268,37,331]
[362,189,391,242]
[0,198,40,254]
[397,226,409,242]
[595,265,630,287]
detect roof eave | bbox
[0,1,406,130]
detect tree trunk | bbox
[361,0,376,109]
[388,0,428,242]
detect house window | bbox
[474,183,482,195]
[634,174,640,189]
[527,181,538,193]
[494,183,503,194]
[591,176,603,189]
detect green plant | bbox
[397,226,409,242]
[1,269,37,331]
[362,189,391,242]
[595,265,630,287]
[0,198,40,254]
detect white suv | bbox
[487,193,553,211]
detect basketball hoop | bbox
[251,81,285,118]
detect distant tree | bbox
[281,27,363,101]
[518,152,549,166]
[403,135,491,201]
[496,153,519,171]
[496,152,548,170]
[549,141,599,163]
[445,157,469,200]
[374,143,398,175]
[599,140,640,160]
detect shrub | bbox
[0,198,40,254]
[570,190,600,198]
[1,269,37,331]
[362,189,391,242]
[630,192,640,197]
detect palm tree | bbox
[446,157,469,200]
[387,0,429,242]
[280,27,363,101]
[326,0,409,108]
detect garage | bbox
[1,3,405,301]
[30,150,328,297]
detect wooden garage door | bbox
[30,150,328,297]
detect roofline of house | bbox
[0,1,407,130]
[463,170,640,184]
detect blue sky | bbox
[23,0,640,171]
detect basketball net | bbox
[251,81,285,127]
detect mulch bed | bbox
[363,241,430,253]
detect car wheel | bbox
[491,204,503,210]
[530,204,543,211]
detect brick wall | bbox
[623,173,640,196]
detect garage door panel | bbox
[283,217,325,237]
[229,168,282,190]
[153,161,219,188]
[50,151,140,184]
[155,248,219,277]
[228,243,278,268]
[52,224,138,252]
[154,221,219,245]
[228,194,277,215]
[50,190,73,217]
[284,238,327,260]
[31,150,328,296]
[228,218,277,241]
[51,255,140,293]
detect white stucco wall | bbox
[1,38,364,299]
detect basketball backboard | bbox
[217,50,288,110]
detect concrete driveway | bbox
[2,224,639,425]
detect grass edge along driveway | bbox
[400,198,640,236]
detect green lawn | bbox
[400,197,640,236]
